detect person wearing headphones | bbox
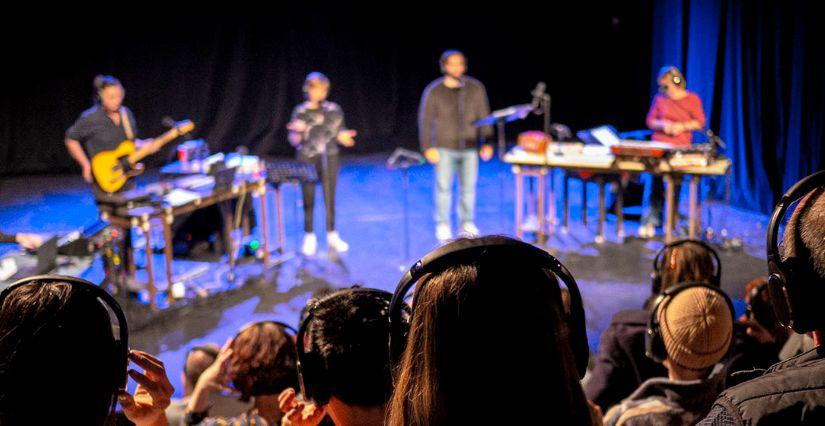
[64,75,158,198]
[165,344,253,425]
[418,50,494,242]
[287,72,356,256]
[585,240,720,412]
[185,322,299,425]
[602,284,734,425]
[0,275,174,425]
[0,230,42,249]
[278,287,395,426]
[699,172,825,424]
[387,236,595,425]
[639,66,706,238]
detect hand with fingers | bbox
[187,339,235,416]
[119,350,175,426]
[278,388,326,426]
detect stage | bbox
[0,152,768,398]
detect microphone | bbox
[161,116,176,128]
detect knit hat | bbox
[657,287,733,370]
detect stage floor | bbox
[0,153,769,397]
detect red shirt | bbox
[646,92,706,147]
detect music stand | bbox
[387,148,424,263]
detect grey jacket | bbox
[605,363,727,426]
[418,76,493,151]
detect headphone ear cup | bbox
[298,351,328,404]
[651,270,661,294]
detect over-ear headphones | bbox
[766,170,825,333]
[389,236,590,378]
[296,287,395,405]
[650,239,721,294]
[645,281,734,363]
[0,274,129,415]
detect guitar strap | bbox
[120,108,135,141]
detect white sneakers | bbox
[638,224,656,239]
[436,223,453,242]
[459,222,480,238]
[327,231,350,252]
[437,222,480,243]
[302,233,318,256]
[302,231,349,256]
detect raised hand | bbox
[119,350,175,426]
[279,388,326,426]
[337,129,357,147]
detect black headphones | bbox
[645,281,734,364]
[767,170,825,333]
[0,274,129,414]
[296,287,394,405]
[389,236,590,378]
[650,239,721,294]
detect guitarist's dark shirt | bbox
[65,105,139,158]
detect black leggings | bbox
[299,153,340,233]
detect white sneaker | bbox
[436,223,453,242]
[637,224,655,239]
[460,222,480,238]
[302,233,317,256]
[327,231,349,252]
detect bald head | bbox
[183,344,219,395]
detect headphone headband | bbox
[389,236,589,378]
[0,274,129,415]
[766,170,825,332]
[651,239,722,293]
[297,287,394,403]
[645,281,734,365]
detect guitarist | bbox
[64,75,158,199]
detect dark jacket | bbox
[605,363,727,426]
[418,76,492,151]
[584,309,668,411]
[698,345,825,425]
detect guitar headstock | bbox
[174,119,195,135]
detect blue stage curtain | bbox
[652,0,825,214]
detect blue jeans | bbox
[435,148,478,226]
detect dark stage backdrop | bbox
[652,0,825,214]
[0,5,654,176]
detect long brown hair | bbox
[387,252,592,425]
[660,241,716,291]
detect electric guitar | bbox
[91,119,194,193]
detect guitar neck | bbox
[126,128,180,165]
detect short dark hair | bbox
[439,49,465,68]
[229,322,299,401]
[783,186,825,282]
[306,289,393,407]
[93,74,122,92]
[0,280,118,424]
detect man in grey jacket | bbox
[418,50,493,242]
